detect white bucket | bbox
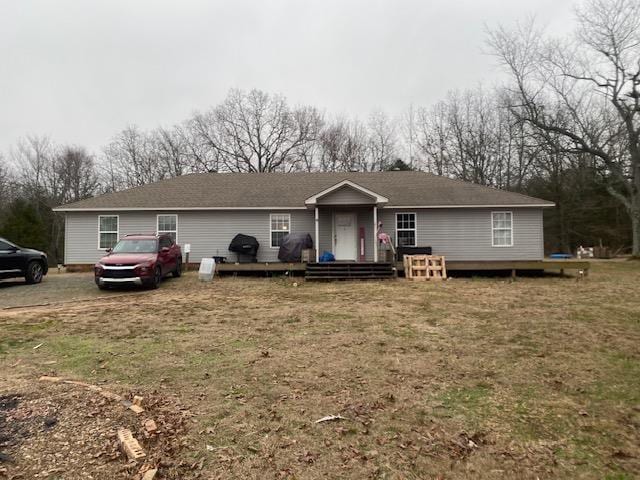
[198,257,216,282]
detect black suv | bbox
[0,237,48,284]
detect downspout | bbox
[315,206,319,263]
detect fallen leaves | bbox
[2,380,191,480]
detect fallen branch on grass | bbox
[38,375,145,414]
[314,415,347,424]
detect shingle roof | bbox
[54,171,553,210]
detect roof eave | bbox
[53,202,555,212]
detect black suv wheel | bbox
[25,261,45,284]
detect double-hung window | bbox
[492,211,513,247]
[157,214,178,242]
[396,213,417,247]
[98,215,119,250]
[270,214,290,248]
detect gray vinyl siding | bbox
[64,207,544,264]
[380,208,543,260]
[317,209,333,256]
[65,210,315,264]
[317,186,375,205]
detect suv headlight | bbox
[135,260,154,274]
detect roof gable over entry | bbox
[305,180,389,207]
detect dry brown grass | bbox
[1,261,639,479]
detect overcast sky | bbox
[0,0,578,154]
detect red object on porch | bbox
[359,226,365,262]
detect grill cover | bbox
[277,233,313,262]
[228,234,260,260]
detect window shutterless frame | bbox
[157,214,178,243]
[270,213,291,248]
[395,212,417,247]
[491,211,513,247]
[98,215,119,250]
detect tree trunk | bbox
[631,207,640,258]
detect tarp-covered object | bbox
[228,234,260,261]
[319,251,335,262]
[277,233,313,262]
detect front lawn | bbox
[1,261,638,479]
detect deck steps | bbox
[305,262,395,281]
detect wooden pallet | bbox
[403,255,447,281]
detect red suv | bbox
[94,234,182,289]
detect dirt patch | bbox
[0,379,191,479]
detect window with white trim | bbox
[157,214,178,242]
[492,211,513,247]
[396,213,417,247]
[98,215,119,249]
[270,214,290,248]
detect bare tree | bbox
[151,126,190,178]
[177,120,221,173]
[190,89,322,172]
[399,104,421,169]
[102,125,161,189]
[7,137,100,262]
[53,146,100,204]
[488,0,640,256]
[367,110,397,171]
[0,155,17,211]
[10,135,55,196]
[413,88,537,188]
[415,103,453,176]
[316,117,370,171]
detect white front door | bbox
[334,212,357,260]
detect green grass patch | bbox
[382,322,419,339]
[0,319,55,355]
[433,384,493,426]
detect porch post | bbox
[373,205,378,262]
[315,206,320,263]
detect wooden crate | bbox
[301,249,316,263]
[404,255,447,281]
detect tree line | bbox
[1,0,637,261]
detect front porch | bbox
[306,179,390,263]
[211,259,590,277]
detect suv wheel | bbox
[173,259,182,278]
[25,261,44,284]
[150,266,162,289]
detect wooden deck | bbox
[397,259,590,273]
[212,262,306,273]
[196,259,590,275]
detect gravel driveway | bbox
[0,271,181,309]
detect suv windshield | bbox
[112,239,157,253]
